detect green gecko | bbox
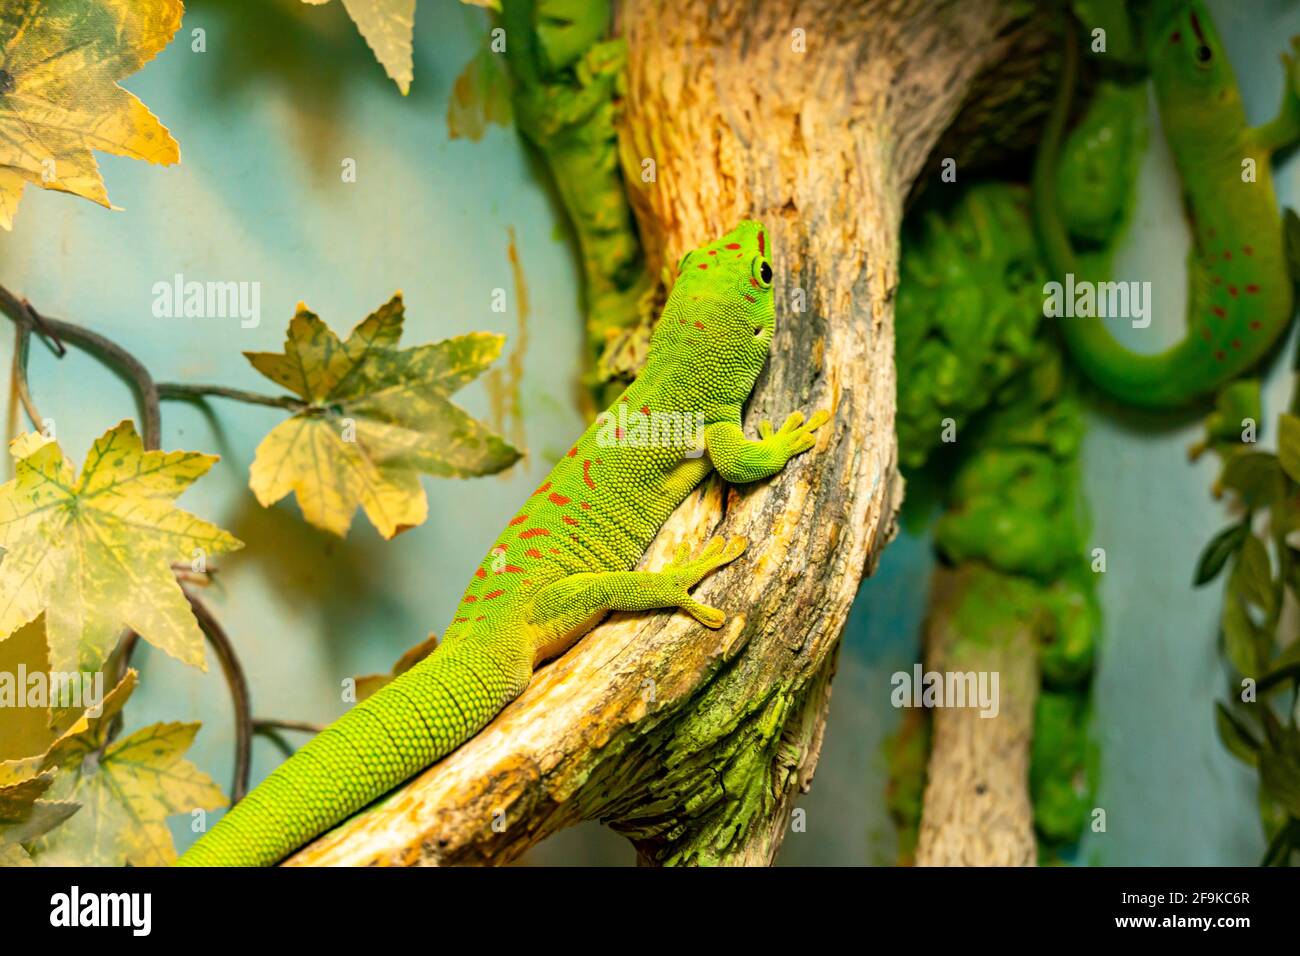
[1034,0,1299,408]
[177,220,830,867]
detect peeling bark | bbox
[289,0,1022,867]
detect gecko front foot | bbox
[758,409,832,460]
[663,535,749,628]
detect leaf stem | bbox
[186,588,254,803]
[0,284,160,449]
[157,382,305,411]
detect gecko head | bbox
[1144,1,1236,97]
[653,220,777,396]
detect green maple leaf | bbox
[245,292,521,539]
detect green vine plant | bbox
[1196,220,1300,865]
[0,286,519,866]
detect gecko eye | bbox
[752,256,773,288]
[1195,45,1212,64]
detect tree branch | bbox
[289,0,1023,867]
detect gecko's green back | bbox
[1036,0,1297,408]
[177,221,802,867]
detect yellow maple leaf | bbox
[245,293,521,539]
[36,721,226,866]
[0,623,138,866]
[303,0,416,94]
[0,422,243,674]
[0,0,184,230]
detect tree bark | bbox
[914,565,1042,867]
[289,0,1024,867]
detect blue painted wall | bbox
[0,0,1290,865]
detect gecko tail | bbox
[176,636,531,867]
[1031,13,1188,409]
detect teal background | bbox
[0,0,1292,864]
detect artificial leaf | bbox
[1260,638,1300,692]
[1214,702,1260,767]
[448,38,513,142]
[0,0,183,229]
[1279,412,1300,485]
[1193,520,1249,586]
[1259,729,1300,819]
[0,663,136,864]
[1219,452,1285,510]
[0,422,243,673]
[36,721,225,866]
[1229,534,1276,620]
[355,632,438,700]
[245,294,521,539]
[1221,593,1261,679]
[303,0,416,94]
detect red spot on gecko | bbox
[583,461,597,489]
[693,320,705,330]
[725,243,741,249]
[519,528,551,539]
[509,514,528,526]
[1228,286,1238,297]
[562,515,579,526]
[757,231,765,255]
[580,502,591,510]
[1250,320,1263,330]
[749,277,760,288]
[620,395,629,402]
[548,491,571,506]
[1222,249,1232,260]
[615,427,624,440]
[483,590,505,600]
[532,482,551,496]
[744,294,757,303]
[1201,328,1212,342]
[1242,245,1254,256]
[464,595,478,603]
[1215,350,1227,361]
[640,405,650,415]
[1170,30,1181,42]
[568,446,578,457]
[1246,284,1260,294]
[523,579,533,586]
[1212,276,1222,284]
[697,263,709,270]
[475,568,486,578]
[548,548,561,555]
[456,617,469,624]
[475,616,485,622]
[525,548,544,559]
[708,250,717,255]
[1212,306,1226,318]
[1232,339,1242,350]
[503,565,525,573]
